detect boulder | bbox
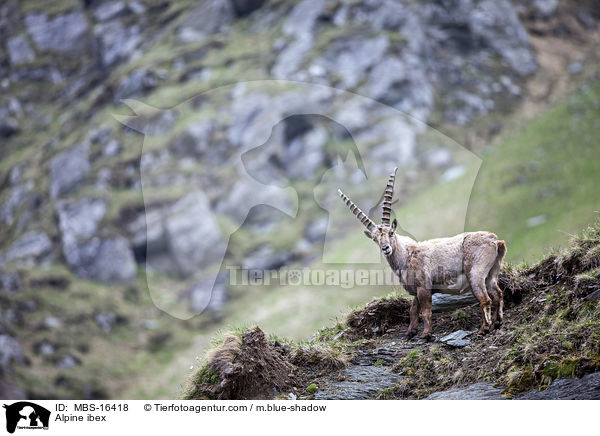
[25,11,92,54]
[216,179,293,225]
[7,35,35,65]
[95,20,141,67]
[56,197,136,283]
[49,143,91,198]
[469,0,537,76]
[165,192,225,277]
[432,292,477,312]
[113,68,164,103]
[57,197,107,248]
[170,120,227,163]
[281,0,326,38]
[0,334,24,369]
[64,237,136,284]
[0,180,34,225]
[315,36,389,89]
[0,270,22,293]
[1,231,52,266]
[178,0,234,43]
[367,56,433,119]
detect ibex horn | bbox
[381,167,398,226]
[338,189,375,231]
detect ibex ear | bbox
[364,230,373,239]
[390,218,398,233]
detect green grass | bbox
[394,80,600,263]
[466,81,600,262]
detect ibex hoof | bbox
[478,325,491,336]
[418,333,433,343]
[404,329,417,340]
[494,321,502,330]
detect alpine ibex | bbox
[338,168,506,340]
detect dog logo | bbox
[3,402,50,434]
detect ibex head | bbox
[338,167,399,257]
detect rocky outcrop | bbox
[57,197,136,284]
[49,143,91,199]
[1,231,52,266]
[25,11,92,54]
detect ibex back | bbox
[338,168,506,340]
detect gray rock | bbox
[95,312,118,333]
[165,192,225,277]
[39,342,55,356]
[285,125,327,179]
[0,334,24,369]
[0,180,34,225]
[113,68,164,103]
[367,56,433,119]
[216,179,293,225]
[94,1,127,22]
[57,355,80,369]
[25,11,91,53]
[44,316,62,329]
[469,0,537,76]
[282,0,326,38]
[432,292,477,312]
[532,0,559,19]
[576,9,597,30]
[271,37,313,79]
[314,365,402,400]
[49,142,91,198]
[57,197,135,284]
[57,197,107,248]
[7,35,35,65]
[316,36,389,89]
[189,271,228,314]
[424,382,507,400]
[0,117,20,137]
[95,20,141,67]
[584,289,600,301]
[178,0,234,43]
[103,139,121,157]
[170,120,226,163]
[568,62,583,75]
[0,270,22,293]
[305,217,328,242]
[69,237,137,284]
[242,245,293,271]
[2,231,52,265]
[440,330,474,347]
[444,91,491,126]
[517,372,600,400]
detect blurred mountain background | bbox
[1,0,599,399]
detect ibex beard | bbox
[338,167,506,341]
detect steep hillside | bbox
[184,219,600,400]
[1,0,599,399]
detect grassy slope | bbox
[398,80,600,264]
